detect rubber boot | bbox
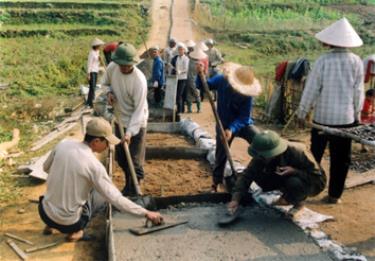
[196,101,201,113]
[187,101,192,113]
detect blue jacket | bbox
[196,74,254,134]
[152,56,165,86]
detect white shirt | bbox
[297,48,364,126]
[43,140,147,225]
[102,62,149,137]
[176,55,189,80]
[87,49,100,73]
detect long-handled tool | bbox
[114,109,142,196]
[198,72,236,176]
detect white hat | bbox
[315,17,362,48]
[189,47,208,60]
[149,45,160,51]
[91,38,105,47]
[197,41,209,51]
[177,42,187,52]
[185,40,196,48]
[220,62,262,97]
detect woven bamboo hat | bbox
[197,41,209,51]
[315,17,363,48]
[220,62,262,97]
[91,38,105,47]
[186,40,196,48]
[189,47,208,60]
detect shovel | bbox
[113,109,156,209]
[198,72,237,180]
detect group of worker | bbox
[39,17,374,242]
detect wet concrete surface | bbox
[111,204,331,261]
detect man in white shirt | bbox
[163,38,177,76]
[103,43,149,196]
[39,117,162,242]
[175,43,189,114]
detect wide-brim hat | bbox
[86,117,120,145]
[248,130,287,159]
[186,40,196,48]
[177,42,187,52]
[315,17,362,48]
[91,38,105,47]
[220,62,262,97]
[112,43,139,65]
[189,47,208,60]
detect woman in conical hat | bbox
[297,17,364,204]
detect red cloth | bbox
[275,61,288,81]
[361,98,375,124]
[364,60,374,83]
[103,42,118,53]
[199,57,209,75]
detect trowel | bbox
[129,220,188,236]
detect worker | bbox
[186,45,206,113]
[39,117,162,242]
[227,130,326,216]
[163,38,178,76]
[196,62,261,192]
[86,38,105,108]
[205,39,224,77]
[103,41,123,65]
[175,42,189,115]
[149,46,165,108]
[185,40,196,55]
[103,43,149,196]
[297,18,365,204]
[363,54,375,87]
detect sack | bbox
[275,61,288,81]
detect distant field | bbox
[195,0,375,78]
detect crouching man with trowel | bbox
[39,117,162,242]
[226,130,326,221]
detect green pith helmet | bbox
[248,130,288,159]
[111,43,138,65]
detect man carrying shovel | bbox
[39,117,162,242]
[102,43,149,196]
[196,62,261,192]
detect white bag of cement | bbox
[197,138,216,150]
[180,119,200,138]
[223,161,246,177]
[193,128,211,142]
[206,149,216,166]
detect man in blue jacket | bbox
[196,62,262,192]
[150,46,165,108]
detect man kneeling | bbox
[38,117,162,242]
[228,130,326,216]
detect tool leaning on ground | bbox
[129,219,188,236]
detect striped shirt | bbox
[297,48,364,126]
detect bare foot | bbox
[66,230,84,242]
[43,226,53,235]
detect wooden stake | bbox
[5,233,34,246]
[6,239,28,260]
[25,241,61,253]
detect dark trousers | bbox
[104,51,112,65]
[213,125,259,185]
[154,86,163,105]
[176,79,187,113]
[38,191,105,234]
[310,127,352,199]
[87,72,98,108]
[253,171,322,205]
[115,124,146,195]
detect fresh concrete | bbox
[111,204,331,261]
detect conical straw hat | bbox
[220,62,262,97]
[91,38,104,47]
[185,40,196,48]
[315,17,362,48]
[189,47,208,60]
[197,41,209,51]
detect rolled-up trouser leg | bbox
[115,124,146,194]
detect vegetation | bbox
[0,0,150,205]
